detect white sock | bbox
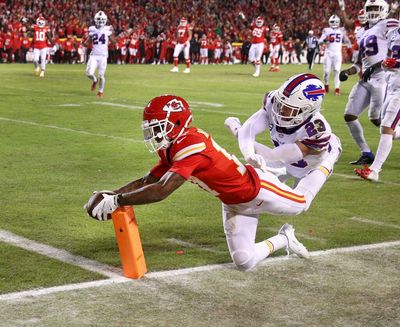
[294,169,327,210]
[346,120,370,152]
[334,70,340,88]
[394,126,400,140]
[99,76,105,92]
[87,74,97,83]
[265,234,288,252]
[370,134,393,172]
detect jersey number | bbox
[92,33,106,45]
[328,33,341,43]
[35,31,46,41]
[360,35,378,57]
[305,119,326,137]
[391,45,400,59]
[252,28,263,38]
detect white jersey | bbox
[318,27,348,54]
[385,27,400,93]
[355,26,366,43]
[359,18,399,72]
[262,92,336,179]
[88,25,113,57]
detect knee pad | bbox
[231,249,255,271]
[344,114,357,122]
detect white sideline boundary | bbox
[350,217,400,230]
[1,240,399,301]
[0,229,125,279]
[166,238,226,254]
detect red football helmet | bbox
[255,16,264,27]
[273,24,280,32]
[142,95,193,152]
[357,9,367,25]
[179,17,187,26]
[36,16,45,28]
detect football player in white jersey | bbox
[318,15,351,96]
[83,11,115,98]
[355,26,400,181]
[339,0,399,165]
[224,73,341,191]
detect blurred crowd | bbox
[0,0,368,64]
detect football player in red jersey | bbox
[170,17,193,73]
[249,16,268,77]
[269,24,284,72]
[31,16,53,77]
[84,94,337,271]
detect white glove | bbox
[244,153,267,171]
[338,0,345,11]
[391,1,399,12]
[92,194,119,221]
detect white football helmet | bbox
[364,0,389,25]
[308,30,314,36]
[36,16,45,28]
[179,17,187,26]
[255,16,264,27]
[94,11,107,28]
[328,15,340,28]
[273,73,326,128]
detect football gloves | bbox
[244,153,267,171]
[382,57,399,69]
[92,194,119,221]
[362,66,374,82]
[339,70,349,81]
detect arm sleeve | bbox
[255,143,304,165]
[238,109,269,158]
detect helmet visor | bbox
[142,119,173,153]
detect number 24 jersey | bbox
[88,25,113,57]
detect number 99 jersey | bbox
[263,92,336,179]
[88,25,113,57]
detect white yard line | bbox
[0,229,125,279]
[1,239,399,301]
[190,101,224,108]
[0,116,141,143]
[333,172,400,186]
[349,217,400,230]
[166,238,226,254]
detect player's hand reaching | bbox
[84,190,118,221]
[244,153,267,171]
[362,66,374,82]
[339,70,349,82]
[382,57,399,69]
[338,0,345,11]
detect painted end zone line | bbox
[0,229,125,279]
[1,240,399,302]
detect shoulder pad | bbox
[170,129,207,161]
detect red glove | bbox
[382,57,399,69]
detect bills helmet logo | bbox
[302,84,325,101]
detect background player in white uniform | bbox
[355,26,400,181]
[318,15,351,95]
[339,0,399,165]
[84,11,114,98]
[224,73,341,189]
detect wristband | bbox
[351,64,361,74]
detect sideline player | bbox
[355,27,400,181]
[269,24,283,72]
[318,15,351,95]
[84,93,340,271]
[224,73,341,185]
[249,16,268,77]
[170,17,192,73]
[31,16,53,77]
[82,11,115,98]
[339,0,399,165]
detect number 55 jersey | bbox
[262,92,339,179]
[88,25,113,57]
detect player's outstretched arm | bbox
[113,172,161,194]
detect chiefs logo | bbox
[163,99,185,113]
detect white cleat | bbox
[39,71,45,78]
[224,117,241,137]
[183,68,190,74]
[252,72,260,77]
[34,67,40,75]
[170,66,179,73]
[279,223,309,258]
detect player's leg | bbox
[171,44,182,72]
[39,48,47,77]
[344,82,374,165]
[183,44,190,73]
[333,55,342,95]
[253,43,263,77]
[323,54,332,92]
[248,44,256,74]
[86,55,98,90]
[97,57,107,97]
[33,48,40,74]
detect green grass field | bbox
[0,62,399,299]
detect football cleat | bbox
[334,88,340,96]
[324,85,329,93]
[91,81,98,91]
[354,165,379,182]
[349,152,374,165]
[183,68,190,74]
[224,117,241,137]
[170,66,179,73]
[34,67,40,75]
[279,223,310,258]
[97,91,104,98]
[252,72,260,77]
[39,71,45,78]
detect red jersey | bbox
[251,25,268,44]
[33,25,50,49]
[150,127,260,205]
[200,39,208,49]
[270,30,283,46]
[177,25,191,44]
[21,36,31,49]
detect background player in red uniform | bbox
[170,17,192,73]
[84,95,336,271]
[31,16,53,77]
[269,24,284,72]
[249,16,268,77]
